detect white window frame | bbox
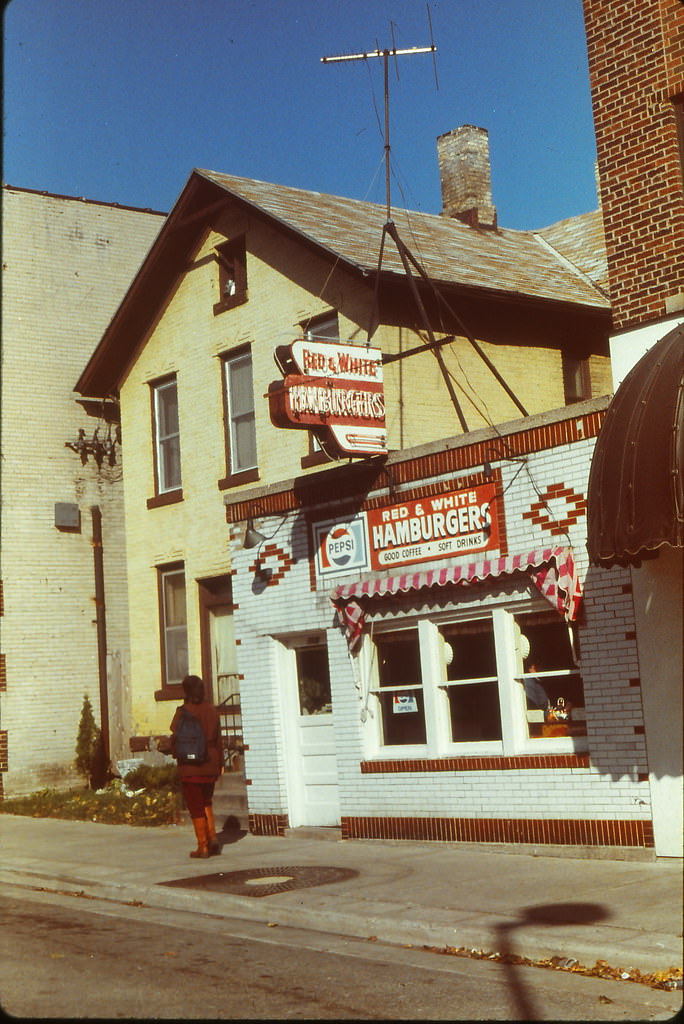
[361,597,587,758]
[224,349,257,475]
[152,377,181,493]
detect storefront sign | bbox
[269,338,386,457]
[313,483,498,578]
[367,484,498,569]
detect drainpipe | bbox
[91,506,110,765]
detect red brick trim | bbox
[340,815,654,848]
[224,409,606,524]
[360,754,590,773]
[0,731,7,773]
[249,812,288,836]
[0,654,6,693]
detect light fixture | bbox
[243,517,266,549]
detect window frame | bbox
[361,598,587,758]
[562,351,592,405]
[147,374,183,509]
[218,345,259,489]
[155,561,189,701]
[299,312,340,468]
[213,237,248,315]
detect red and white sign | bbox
[269,339,386,457]
[366,483,498,569]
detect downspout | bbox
[91,506,110,765]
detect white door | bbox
[286,642,340,827]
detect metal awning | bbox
[331,546,582,651]
[587,324,684,568]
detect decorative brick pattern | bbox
[248,543,293,588]
[249,812,289,836]
[522,483,587,536]
[361,754,590,774]
[0,731,8,773]
[341,815,655,848]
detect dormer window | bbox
[214,238,247,314]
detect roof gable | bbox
[76,168,609,398]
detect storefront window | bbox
[440,619,502,742]
[295,645,332,715]
[373,630,426,745]
[364,601,588,754]
[515,611,586,739]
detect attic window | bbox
[562,353,591,405]
[214,238,247,315]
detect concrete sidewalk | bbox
[0,814,681,977]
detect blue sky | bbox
[3,0,597,230]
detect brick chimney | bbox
[437,125,497,230]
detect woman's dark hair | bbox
[182,675,205,704]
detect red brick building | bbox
[584,0,684,365]
[583,0,683,857]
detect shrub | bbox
[123,763,179,792]
[75,694,109,789]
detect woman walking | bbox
[170,674,223,858]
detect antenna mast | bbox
[321,42,436,221]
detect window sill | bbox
[218,468,260,490]
[361,752,590,773]
[213,293,248,316]
[147,489,183,509]
[155,684,184,702]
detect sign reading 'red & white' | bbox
[313,483,498,578]
[268,339,386,457]
[366,484,498,569]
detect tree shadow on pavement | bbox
[495,902,610,1021]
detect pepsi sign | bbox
[313,514,370,578]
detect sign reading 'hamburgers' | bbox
[268,338,386,457]
[313,483,498,578]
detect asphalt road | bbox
[0,885,680,1021]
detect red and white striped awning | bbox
[331,546,582,651]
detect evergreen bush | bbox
[75,694,109,789]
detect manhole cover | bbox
[160,864,358,898]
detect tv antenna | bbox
[321,12,437,221]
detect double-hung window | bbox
[158,563,188,694]
[365,600,586,756]
[300,312,339,467]
[221,347,258,486]
[149,376,182,505]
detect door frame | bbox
[197,575,234,704]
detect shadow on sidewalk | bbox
[494,902,610,1021]
[217,815,248,848]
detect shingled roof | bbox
[198,169,609,309]
[76,168,609,397]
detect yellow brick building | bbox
[77,127,612,751]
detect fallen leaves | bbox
[421,945,683,991]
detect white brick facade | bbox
[227,401,655,850]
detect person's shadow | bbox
[214,814,248,849]
[494,902,610,1020]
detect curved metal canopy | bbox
[587,323,684,567]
